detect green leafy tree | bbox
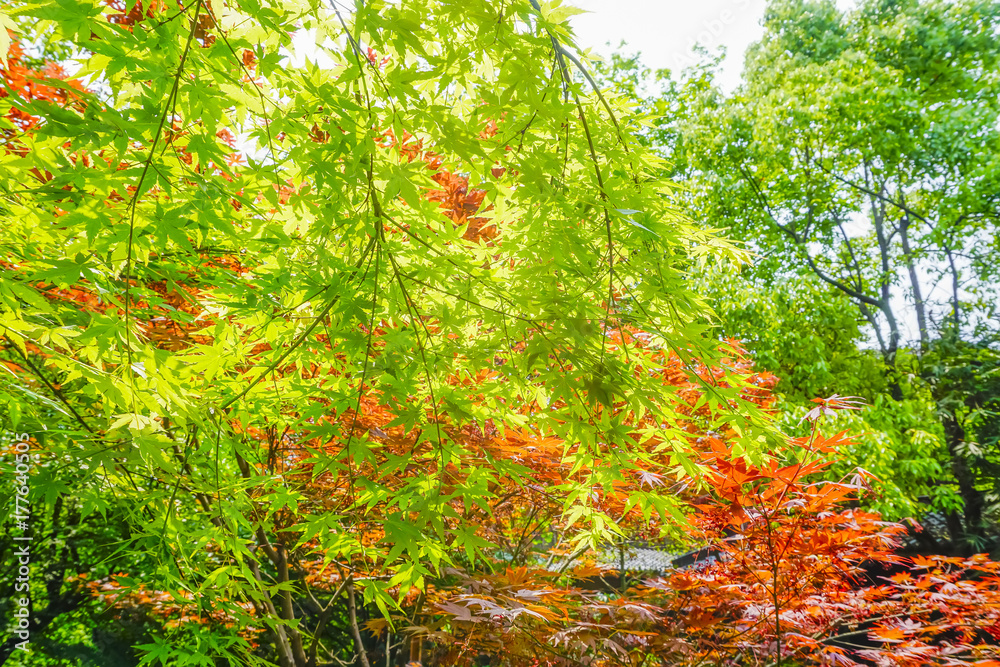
[596,0,1000,544]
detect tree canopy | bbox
[2,0,1000,665]
[595,0,1000,541]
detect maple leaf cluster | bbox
[70,573,260,634]
[407,424,1000,667]
[0,40,86,148]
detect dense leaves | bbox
[2,0,1000,665]
[0,0,767,664]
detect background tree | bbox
[597,0,1000,548]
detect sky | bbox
[567,0,853,91]
[567,0,770,91]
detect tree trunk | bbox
[899,214,929,350]
[944,245,961,334]
[346,577,372,667]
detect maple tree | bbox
[412,400,1000,667]
[2,1,1000,666]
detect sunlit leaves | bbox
[0,0,788,664]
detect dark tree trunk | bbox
[942,410,985,553]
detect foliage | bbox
[47,395,1000,667]
[923,335,1000,538]
[369,407,1000,667]
[4,0,1000,665]
[0,0,772,664]
[595,0,1000,541]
